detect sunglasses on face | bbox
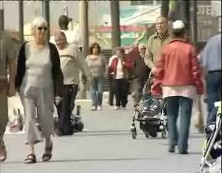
[37,27,48,31]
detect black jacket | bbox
[15,42,64,97]
[134,55,150,80]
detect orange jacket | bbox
[152,38,204,96]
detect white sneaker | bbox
[91,106,96,111]
[114,106,120,110]
[97,106,102,111]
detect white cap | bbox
[172,20,185,29]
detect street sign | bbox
[211,1,221,17]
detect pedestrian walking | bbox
[50,15,81,48]
[109,47,133,110]
[54,31,90,136]
[108,54,116,106]
[193,53,205,133]
[86,43,106,111]
[132,43,150,106]
[15,17,63,164]
[151,20,203,154]
[200,33,221,123]
[145,16,171,74]
[0,32,17,162]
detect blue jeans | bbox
[90,77,104,107]
[165,96,193,153]
[206,72,221,124]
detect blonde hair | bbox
[31,16,48,35]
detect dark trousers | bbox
[108,74,115,106]
[165,96,193,153]
[57,84,78,135]
[206,71,221,123]
[114,79,129,107]
[133,77,147,105]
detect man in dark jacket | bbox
[132,44,150,106]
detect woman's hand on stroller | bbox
[55,96,63,106]
[151,67,157,75]
[152,94,162,99]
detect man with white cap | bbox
[152,20,203,154]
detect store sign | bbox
[211,1,221,17]
[95,26,145,46]
[197,2,221,17]
[197,5,213,16]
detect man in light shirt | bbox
[200,33,221,123]
[145,16,171,74]
[54,31,90,136]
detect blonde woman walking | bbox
[15,17,63,164]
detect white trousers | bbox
[20,86,54,145]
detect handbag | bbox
[8,109,24,133]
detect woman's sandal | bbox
[0,146,7,162]
[25,154,37,164]
[42,143,53,162]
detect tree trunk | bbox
[161,0,169,18]
[78,0,89,99]
[110,1,121,48]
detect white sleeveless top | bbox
[21,42,53,88]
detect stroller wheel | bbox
[161,131,167,139]
[76,121,84,131]
[145,131,149,138]
[73,121,84,132]
[131,128,137,139]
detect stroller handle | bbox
[148,72,154,79]
[214,101,221,114]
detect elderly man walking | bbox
[0,32,17,162]
[200,33,221,123]
[132,43,150,106]
[54,31,90,136]
[145,16,171,74]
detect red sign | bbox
[96,25,144,32]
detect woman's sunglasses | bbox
[37,27,48,31]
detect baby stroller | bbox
[130,74,167,139]
[198,101,222,173]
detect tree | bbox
[161,0,169,18]
[110,1,121,48]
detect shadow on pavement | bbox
[2,157,159,165]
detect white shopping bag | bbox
[53,104,58,118]
[8,109,24,133]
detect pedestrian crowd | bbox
[0,15,221,163]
